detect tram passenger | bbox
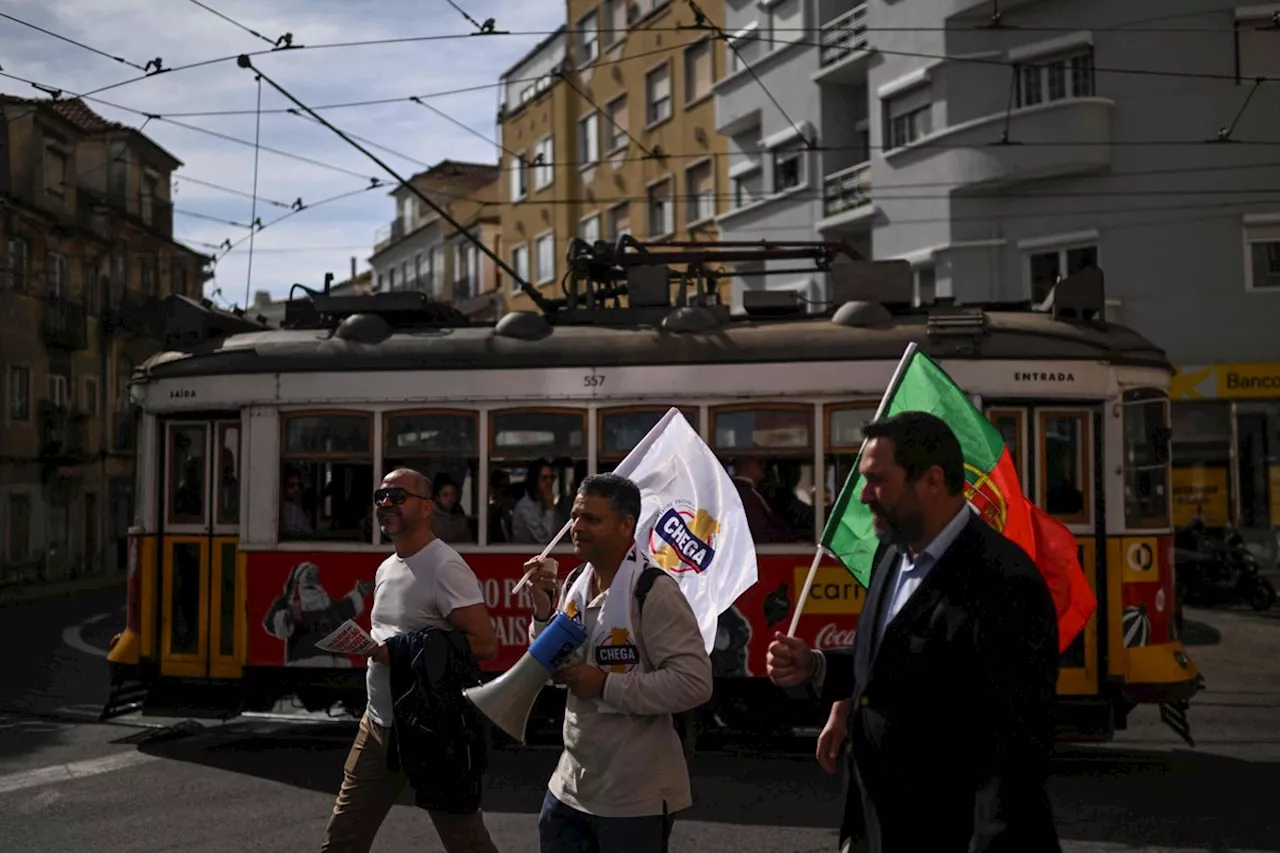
[730,456,795,543]
[511,457,561,544]
[280,467,312,535]
[766,412,1061,853]
[318,468,500,853]
[430,472,475,544]
[524,473,713,853]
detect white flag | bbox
[612,407,758,654]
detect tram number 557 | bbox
[583,374,607,388]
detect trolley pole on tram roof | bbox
[235,55,557,317]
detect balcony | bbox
[374,218,408,253]
[42,297,88,350]
[39,401,88,462]
[813,5,870,86]
[889,97,1114,190]
[823,162,871,218]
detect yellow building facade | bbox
[499,0,730,314]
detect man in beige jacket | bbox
[524,473,713,852]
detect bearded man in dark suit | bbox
[768,411,1062,853]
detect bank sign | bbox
[1171,364,1280,400]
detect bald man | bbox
[320,468,501,853]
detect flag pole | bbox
[786,342,921,638]
[512,519,572,594]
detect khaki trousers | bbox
[319,714,499,853]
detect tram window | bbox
[167,423,207,526]
[712,405,815,544]
[384,410,479,545]
[824,404,877,516]
[279,412,374,543]
[1038,411,1091,524]
[216,423,240,527]
[490,409,587,545]
[597,406,700,471]
[1123,390,1171,528]
[986,408,1027,491]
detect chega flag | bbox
[821,347,1096,652]
[612,407,759,655]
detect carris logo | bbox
[815,623,856,649]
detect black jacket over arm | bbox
[385,627,489,814]
[820,515,1062,853]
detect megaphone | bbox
[463,611,587,744]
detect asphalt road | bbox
[1,587,1278,852]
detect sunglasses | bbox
[373,487,431,506]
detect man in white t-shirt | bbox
[319,468,501,853]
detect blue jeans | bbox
[537,790,673,853]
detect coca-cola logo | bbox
[815,623,856,649]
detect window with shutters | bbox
[510,152,528,200]
[883,84,933,150]
[607,203,631,242]
[580,214,601,245]
[535,232,556,284]
[578,113,600,165]
[533,137,554,191]
[685,160,715,224]
[46,252,68,297]
[510,243,529,293]
[645,62,672,127]
[647,178,674,237]
[1244,216,1280,291]
[605,95,628,152]
[578,10,599,64]
[684,39,713,104]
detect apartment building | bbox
[367,160,502,320]
[0,96,212,584]
[715,0,1280,553]
[715,0,874,312]
[498,1,731,313]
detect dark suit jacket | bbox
[821,514,1062,853]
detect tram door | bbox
[158,418,244,679]
[986,405,1102,696]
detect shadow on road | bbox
[1180,617,1222,646]
[1050,747,1280,850]
[131,722,1280,845]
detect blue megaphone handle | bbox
[529,612,588,672]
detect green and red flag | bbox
[820,344,1096,652]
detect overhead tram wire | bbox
[244,73,265,307]
[0,11,152,71]
[682,0,815,150]
[183,0,294,48]
[233,54,554,315]
[215,183,384,263]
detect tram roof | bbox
[137,308,1172,380]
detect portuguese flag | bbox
[821,345,1096,652]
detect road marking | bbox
[61,613,110,659]
[0,751,158,795]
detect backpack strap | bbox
[635,565,667,615]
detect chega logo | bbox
[650,500,720,574]
[815,623,856,649]
[595,627,640,673]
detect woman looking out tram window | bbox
[510,457,561,544]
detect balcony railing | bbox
[39,401,87,460]
[823,161,872,217]
[42,296,88,349]
[820,5,869,67]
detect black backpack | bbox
[563,563,700,756]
